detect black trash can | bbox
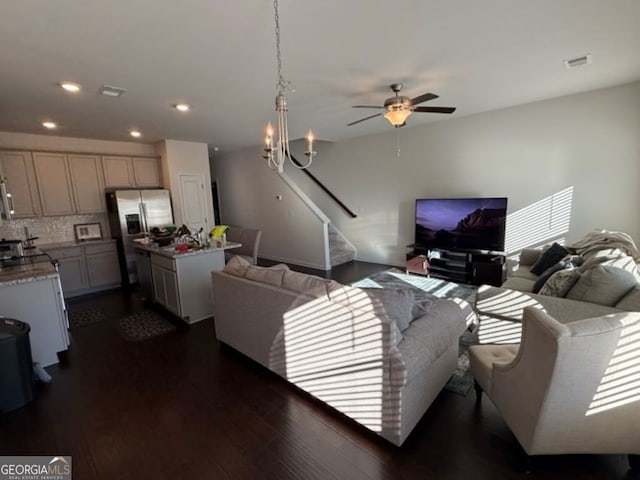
[0,317,34,413]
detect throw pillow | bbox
[615,286,640,311]
[223,255,251,277]
[530,242,569,275]
[538,269,580,297]
[531,255,583,293]
[244,263,289,287]
[565,265,637,306]
[361,287,415,333]
[281,270,331,295]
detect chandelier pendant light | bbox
[262,0,315,173]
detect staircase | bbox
[328,224,355,267]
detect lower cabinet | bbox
[0,275,69,367]
[151,263,180,316]
[147,249,225,324]
[43,241,121,298]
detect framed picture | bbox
[74,223,102,241]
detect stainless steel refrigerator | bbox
[106,189,173,285]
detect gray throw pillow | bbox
[281,270,331,295]
[532,255,583,293]
[244,263,289,287]
[530,242,569,275]
[362,288,415,333]
[223,255,251,277]
[565,265,637,306]
[615,286,640,311]
[538,269,580,297]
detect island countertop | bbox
[133,241,241,259]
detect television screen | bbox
[415,197,508,252]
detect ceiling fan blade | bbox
[409,92,438,106]
[347,113,382,126]
[352,105,383,109]
[413,106,456,114]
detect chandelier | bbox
[262,0,315,173]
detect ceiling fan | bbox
[347,83,456,127]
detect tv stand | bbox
[406,245,505,286]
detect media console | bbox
[406,244,505,287]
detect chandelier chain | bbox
[273,0,288,93]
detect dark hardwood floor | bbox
[0,261,636,479]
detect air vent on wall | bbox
[564,54,592,69]
[99,85,126,97]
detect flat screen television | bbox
[415,197,508,252]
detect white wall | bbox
[217,81,640,267]
[155,139,215,235]
[210,147,328,268]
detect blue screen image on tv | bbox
[415,197,508,252]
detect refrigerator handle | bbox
[139,202,148,233]
[141,202,150,233]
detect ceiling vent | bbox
[564,54,592,69]
[99,85,126,97]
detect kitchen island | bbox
[0,258,69,367]
[134,241,240,324]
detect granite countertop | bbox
[133,241,241,259]
[39,238,116,250]
[0,261,58,287]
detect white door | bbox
[179,174,207,233]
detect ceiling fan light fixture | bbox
[384,108,412,127]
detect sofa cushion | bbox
[362,287,415,333]
[538,268,580,297]
[223,255,251,277]
[281,270,332,296]
[616,286,640,311]
[476,285,621,323]
[530,242,569,275]
[244,263,289,287]
[566,265,636,306]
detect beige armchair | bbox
[469,306,640,469]
[224,226,262,265]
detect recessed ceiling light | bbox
[174,103,191,112]
[99,85,126,97]
[42,121,57,129]
[59,82,81,93]
[130,130,142,138]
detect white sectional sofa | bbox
[212,257,476,446]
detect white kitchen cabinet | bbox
[33,152,105,216]
[67,154,105,213]
[151,263,180,316]
[32,152,76,216]
[85,242,121,287]
[0,275,69,367]
[42,241,120,298]
[0,150,41,218]
[103,156,161,188]
[146,247,227,323]
[133,157,162,187]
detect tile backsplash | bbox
[0,214,110,247]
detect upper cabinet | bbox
[32,152,76,216]
[0,151,41,218]
[33,152,105,216]
[68,154,105,213]
[103,156,161,188]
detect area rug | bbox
[117,310,177,342]
[352,268,478,396]
[68,308,107,330]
